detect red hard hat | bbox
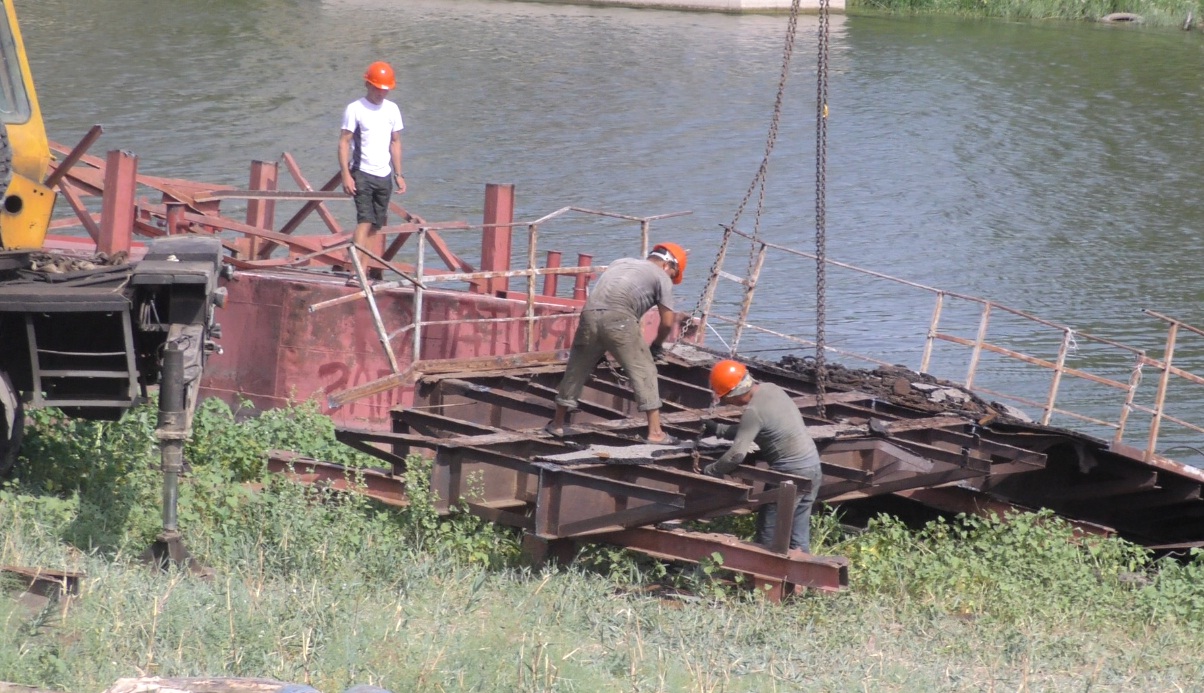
[710,359,753,398]
[649,242,688,285]
[364,61,396,90]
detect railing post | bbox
[919,292,944,374]
[965,302,992,390]
[694,226,734,345]
[1147,323,1178,461]
[543,250,562,297]
[414,228,426,363]
[526,224,538,352]
[640,219,650,258]
[246,159,278,260]
[99,149,137,256]
[164,201,186,236]
[730,242,767,355]
[1042,329,1073,426]
[573,253,593,302]
[479,183,515,296]
[349,245,399,373]
[1114,352,1144,448]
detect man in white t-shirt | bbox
[338,60,405,263]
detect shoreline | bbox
[511,0,846,14]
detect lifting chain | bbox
[687,0,833,424]
[685,0,803,345]
[815,0,831,419]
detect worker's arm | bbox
[391,130,406,194]
[703,409,762,477]
[338,130,356,195]
[652,305,675,348]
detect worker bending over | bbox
[701,359,824,553]
[547,243,688,445]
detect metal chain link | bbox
[814,0,831,419]
[687,0,803,335]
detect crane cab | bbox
[0,0,54,249]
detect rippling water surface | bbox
[19,0,1204,453]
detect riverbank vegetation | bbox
[850,0,1201,29]
[3,399,1204,691]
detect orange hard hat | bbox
[710,359,753,398]
[649,242,687,285]
[364,61,396,90]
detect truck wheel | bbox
[0,370,23,477]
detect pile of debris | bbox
[25,250,129,275]
[775,355,1032,424]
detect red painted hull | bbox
[201,268,586,429]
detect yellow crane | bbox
[0,0,55,249]
[0,0,226,529]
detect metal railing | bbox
[51,139,1203,460]
[306,206,689,407]
[697,228,1204,462]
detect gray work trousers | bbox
[555,309,662,412]
[756,462,823,553]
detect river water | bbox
[18,0,1204,454]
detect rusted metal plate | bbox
[266,451,407,507]
[264,344,1204,597]
[604,527,849,595]
[0,565,82,598]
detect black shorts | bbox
[353,170,393,228]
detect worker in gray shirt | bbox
[701,359,824,553]
[547,242,687,445]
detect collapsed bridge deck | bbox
[264,344,1204,599]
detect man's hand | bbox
[341,172,357,196]
[395,173,407,194]
[700,419,719,437]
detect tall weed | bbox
[6,398,1204,690]
[840,509,1178,627]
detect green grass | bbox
[3,398,1204,691]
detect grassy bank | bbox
[3,399,1204,691]
[849,0,1202,28]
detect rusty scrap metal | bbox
[267,451,408,507]
[263,346,1204,591]
[0,565,82,599]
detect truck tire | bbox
[0,370,24,477]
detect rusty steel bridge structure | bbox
[30,128,1204,599]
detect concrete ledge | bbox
[514,0,845,14]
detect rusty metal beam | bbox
[440,378,557,417]
[392,409,501,437]
[333,434,412,469]
[45,124,104,191]
[1087,480,1203,516]
[0,565,83,599]
[501,375,632,420]
[99,149,137,255]
[1051,470,1159,501]
[603,527,849,593]
[819,438,993,502]
[266,451,408,507]
[467,500,534,530]
[530,461,754,538]
[433,447,538,513]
